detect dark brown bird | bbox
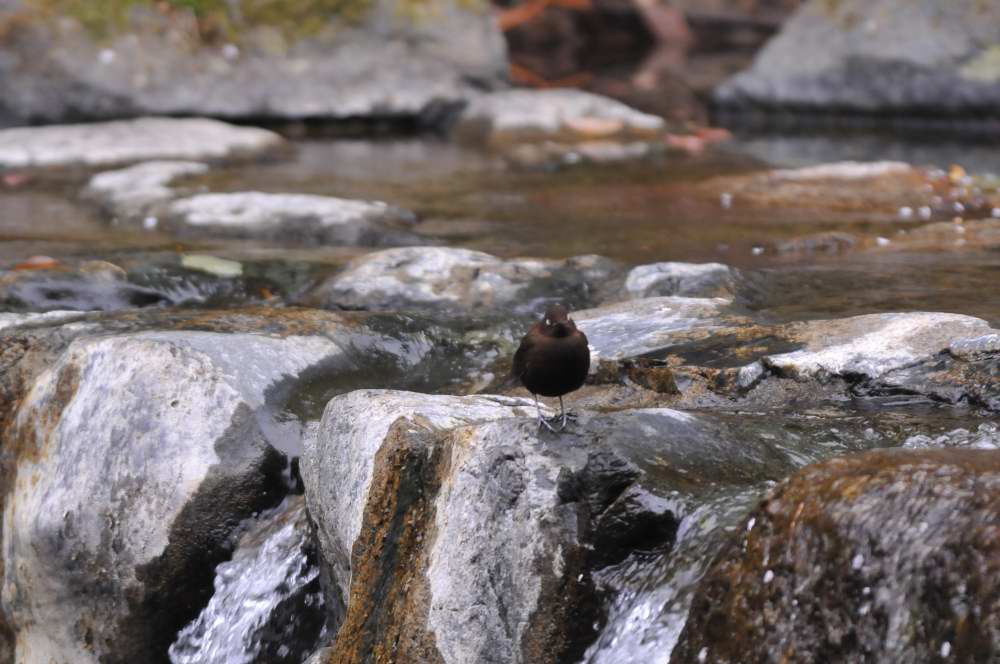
[512,304,590,432]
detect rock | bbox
[903,423,1000,450]
[0,263,174,312]
[0,0,507,125]
[736,312,1000,410]
[0,118,282,171]
[453,89,667,165]
[574,296,746,363]
[701,161,936,220]
[303,391,821,664]
[624,262,736,299]
[85,161,209,220]
[715,0,1000,117]
[169,497,327,664]
[165,192,425,247]
[0,308,460,664]
[455,89,665,148]
[757,312,992,381]
[672,448,1000,664]
[0,310,81,332]
[303,247,622,315]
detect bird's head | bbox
[541,304,577,338]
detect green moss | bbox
[32,0,457,42]
[960,44,1000,83]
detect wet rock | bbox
[756,312,992,381]
[303,391,820,663]
[903,422,1000,450]
[169,497,326,664]
[0,310,81,332]
[166,192,424,247]
[0,118,282,171]
[0,255,290,313]
[0,0,506,124]
[574,296,746,362]
[85,161,210,220]
[304,247,621,315]
[672,448,1000,664]
[733,312,1000,409]
[0,308,455,664]
[715,0,1000,117]
[0,263,172,312]
[454,89,666,165]
[624,262,735,299]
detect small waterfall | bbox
[583,488,761,664]
[169,497,327,664]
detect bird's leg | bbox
[534,393,557,433]
[557,396,569,431]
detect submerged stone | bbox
[166,192,425,247]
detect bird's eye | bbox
[544,319,552,326]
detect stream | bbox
[3,124,1000,663]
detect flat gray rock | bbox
[574,296,744,362]
[715,0,1000,116]
[0,118,282,170]
[625,262,736,299]
[305,246,621,314]
[85,160,209,220]
[757,312,994,381]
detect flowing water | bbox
[168,497,327,664]
[4,125,1000,663]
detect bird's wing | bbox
[511,335,535,381]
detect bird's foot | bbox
[537,414,558,433]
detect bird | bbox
[512,304,590,432]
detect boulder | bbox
[0,118,282,171]
[303,246,621,315]
[302,390,820,664]
[715,0,1000,117]
[0,0,507,124]
[672,448,1000,663]
[0,308,458,664]
[624,262,736,299]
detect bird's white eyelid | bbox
[545,318,551,326]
